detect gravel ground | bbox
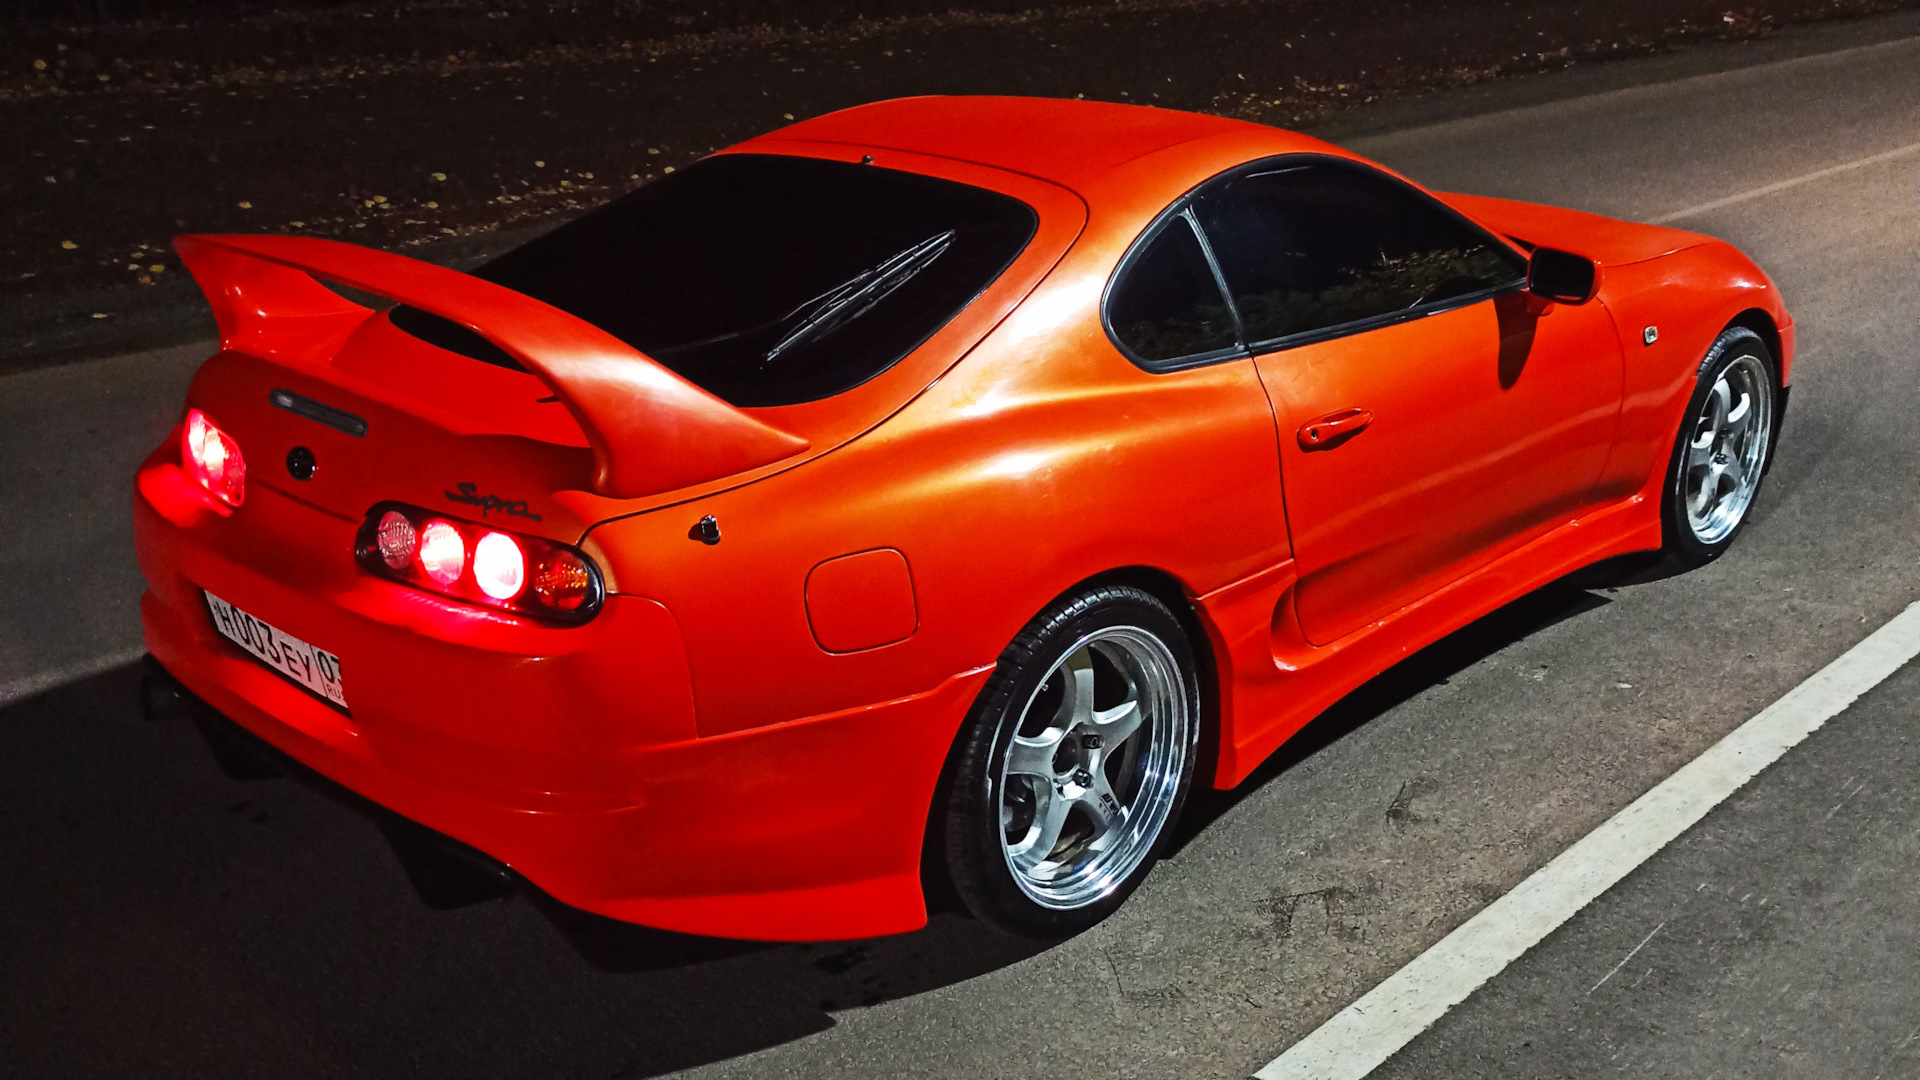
[4,0,1917,369]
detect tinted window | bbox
[390,155,1037,407]
[1192,161,1526,345]
[1106,215,1240,364]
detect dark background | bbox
[6,3,1920,1078]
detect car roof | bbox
[765,95,1336,196]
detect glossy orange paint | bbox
[805,549,919,654]
[135,96,1793,940]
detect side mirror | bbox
[1527,247,1598,305]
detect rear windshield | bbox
[390,154,1038,408]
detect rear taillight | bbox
[417,519,467,586]
[355,503,604,624]
[182,408,245,507]
[473,532,525,600]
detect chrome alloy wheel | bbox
[994,626,1192,910]
[1682,351,1774,546]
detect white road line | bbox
[1651,140,1920,223]
[1254,599,1920,1080]
[0,646,147,709]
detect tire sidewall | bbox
[1664,327,1777,565]
[944,585,1201,938]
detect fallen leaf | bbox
[662,166,674,174]
[783,112,794,120]
[61,240,77,250]
[33,58,46,71]
[44,176,56,184]
[431,172,446,181]
[647,148,660,155]
[92,312,111,318]
[372,194,387,203]
[534,160,546,168]
[289,220,305,227]
[149,264,164,273]
[424,201,438,209]
[237,200,252,209]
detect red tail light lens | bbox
[354,503,603,624]
[182,408,245,507]
[417,520,466,586]
[473,532,525,600]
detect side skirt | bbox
[1198,490,1664,788]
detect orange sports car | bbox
[135,95,1791,942]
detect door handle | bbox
[1297,407,1374,450]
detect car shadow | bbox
[1165,555,1681,856]
[0,660,1054,1080]
[0,560,1672,1078]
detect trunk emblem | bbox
[445,481,543,522]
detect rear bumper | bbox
[135,461,989,942]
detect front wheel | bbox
[942,584,1200,938]
[1662,326,1778,566]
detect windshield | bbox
[390,154,1038,408]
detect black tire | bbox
[1662,326,1779,567]
[942,584,1201,938]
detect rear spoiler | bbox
[173,234,809,500]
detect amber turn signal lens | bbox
[532,550,593,612]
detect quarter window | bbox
[1105,215,1240,365]
[1191,161,1525,346]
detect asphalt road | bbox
[3,18,1918,1080]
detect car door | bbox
[1189,159,1624,646]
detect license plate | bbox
[203,591,349,711]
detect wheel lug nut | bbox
[1082,733,1102,749]
[1073,768,1093,787]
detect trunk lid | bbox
[185,313,600,541]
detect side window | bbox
[1192,161,1526,346]
[1106,215,1240,365]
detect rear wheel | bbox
[942,585,1200,938]
[1663,326,1777,566]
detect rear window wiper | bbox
[762,230,955,363]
